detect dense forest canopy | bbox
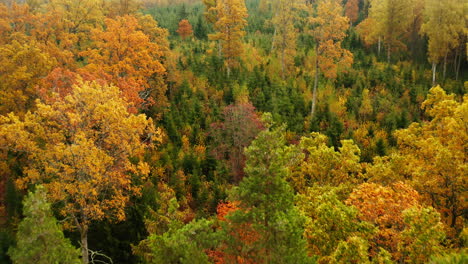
[0,0,466,263]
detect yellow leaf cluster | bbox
[394,86,467,231]
[209,0,248,73]
[0,81,159,229]
[290,132,362,193]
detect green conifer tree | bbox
[225,114,313,264]
[8,186,80,264]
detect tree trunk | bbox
[81,226,89,264]
[311,45,319,118]
[443,52,448,81]
[432,62,437,87]
[455,46,462,81]
[451,206,458,228]
[378,37,381,57]
[281,44,285,80]
[387,45,391,64]
[453,47,458,74]
[217,41,222,58]
[270,27,277,55]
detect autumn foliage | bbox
[210,102,264,182]
[309,0,353,80]
[0,0,466,263]
[81,15,167,111]
[177,19,193,39]
[208,201,259,264]
[347,182,421,259]
[308,0,353,116]
[0,81,159,263]
[345,0,359,25]
[395,86,467,232]
[209,0,248,75]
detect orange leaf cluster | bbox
[177,19,193,40]
[207,201,259,264]
[347,182,421,259]
[80,15,167,111]
[0,3,171,117]
[345,0,359,24]
[310,0,353,79]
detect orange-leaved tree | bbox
[81,15,167,112]
[346,182,421,260]
[207,201,259,264]
[345,0,359,25]
[209,0,248,76]
[308,0,353,117]
[0,81,160,264]
[177,19,193,40]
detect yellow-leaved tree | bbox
[290,133,362,193]
[308,0,353,117]
[270,0,303,79]
[394,86,467,233]
[202,0,218,25]
[365,0,413,62]
[0,40,54,116]
[0,81,160,264]
[420,0,465,85]
[81,15,167,112]
[44,0,105,58]
[209,0,248,76]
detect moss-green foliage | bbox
[298,186,375,263]
[399,207,446,263]
[429,252,468,264]
[331,236,371,264]
[225,118,314,264]
[144,218,221,264]
[8,186,80,264]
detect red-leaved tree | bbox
[176,19,193,40]
[210,102,264,183]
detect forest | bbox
[0,0,466,263]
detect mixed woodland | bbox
[0,0,467,263]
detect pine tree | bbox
[8,186,80,264]
[194,15,207,39]
[223,115,313,264]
